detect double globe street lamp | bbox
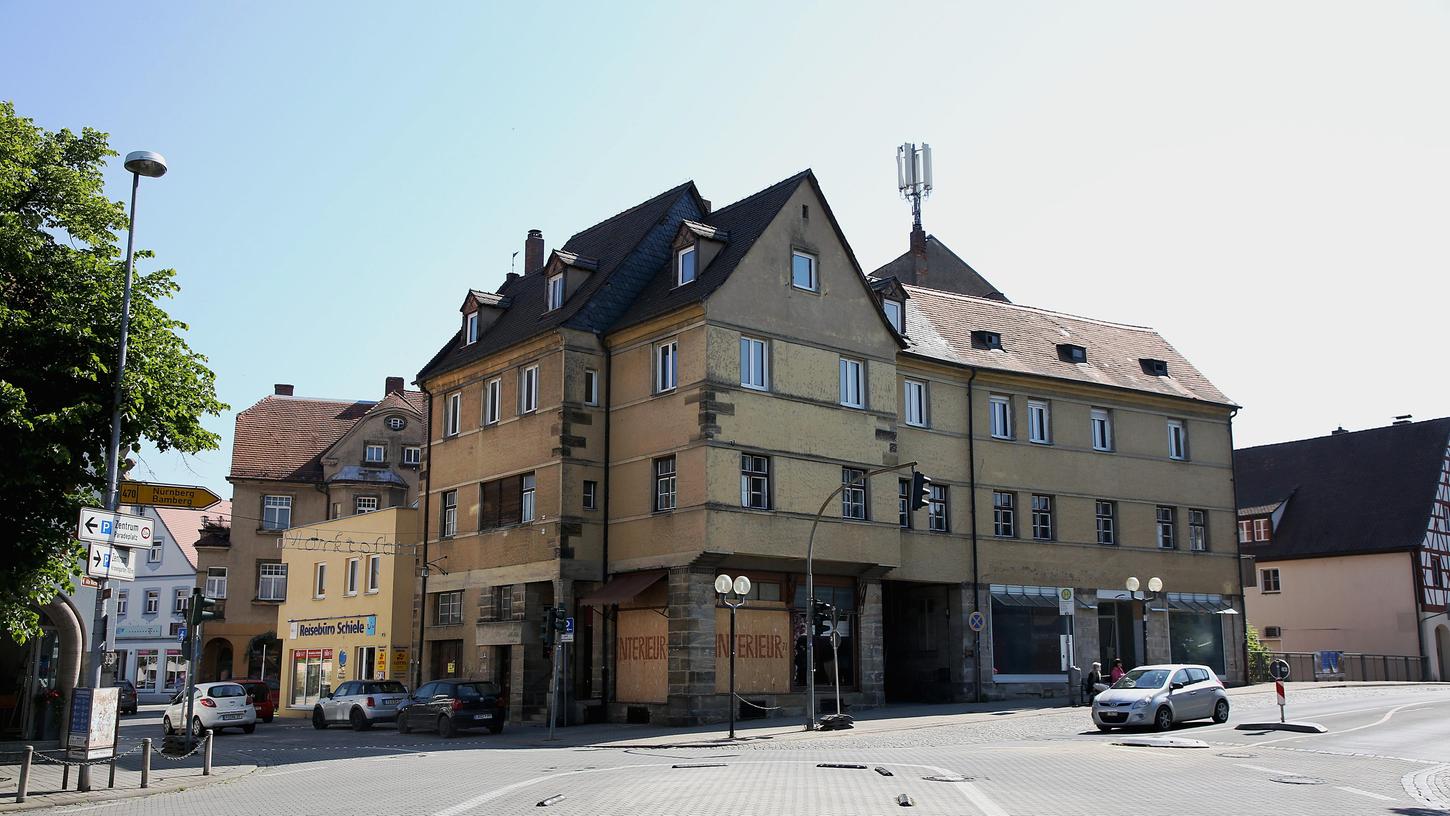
[715,574,751,739]
[1125,576,1164,668]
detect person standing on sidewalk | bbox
[1109,659,1125,684]
[1084,662,1107,701]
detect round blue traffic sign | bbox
[968,610,986,633]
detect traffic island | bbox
[1234,722,1328,733]
[1112,736,1211,749]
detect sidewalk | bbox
[0,753,256,812]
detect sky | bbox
[5,1,1447,499]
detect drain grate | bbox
[1272,776,1326,786]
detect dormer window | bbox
[465,312,479,345]
[972,330,1003,351]
[676,246,697,286]
[547,273,565,311]
[1058,344,1087,363]
[1141,357,1169,376]
[883,299,904,334]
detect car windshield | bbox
[209,684,246,698]
[366,682,407,694]
[454,682,500,700]
[1112,669,1170,690]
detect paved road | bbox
[19,684,1450,815]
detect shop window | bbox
[791,582,856,689]
[990,589,1066,676]
[1169,612,1226,674]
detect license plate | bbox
[382,698,399,705]
[221,713,243,720]
[473,713,492,720]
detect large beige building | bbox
[196,378,424,681]
[416,170,1243,725]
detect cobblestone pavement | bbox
[7,684,1447,815]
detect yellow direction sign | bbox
[119,481,221,510]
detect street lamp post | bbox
[715,574,750,739]
[803,461,919,731]
[1125,576,1163,666]
[80,150,166,793]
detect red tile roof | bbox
[229,391,424,482]
[153,501,232,569]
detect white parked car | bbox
[1092,664,1229,731]
[312,680,411,730]
[163,682,257,738]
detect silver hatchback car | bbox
[312,679,410,731]
[1091,664,1229,732]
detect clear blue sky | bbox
[6,1,1447,498]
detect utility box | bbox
[67,687,119,760]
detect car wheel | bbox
[487,722,503,735]
[438,716,456,738]
[263,713,274,724]
[192,717,207,739]
[163,715,173,736]
[350,708,370,731]
[1153,706,1174,732]
[312,708,328,730]
[242,723,256,734]
[1212,700,1230,724]
[396,715,411,734]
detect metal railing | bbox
[1249,651,1426,684]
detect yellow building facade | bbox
[274,508,418,717]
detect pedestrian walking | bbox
[1084,661,1107,701]
[1109,658,1125,684]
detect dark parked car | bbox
[114,679,138,715]
[395,680,504,737]
[235,679,276,722]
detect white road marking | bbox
[1234,763,1294,775]
[1248,702,1436,746]
[1403,763,1450,811]
[1334,786,1397,802]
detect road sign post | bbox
[78,508,151,548]
[1276,680,1285,722]
[86,543,136,582]
[119,481,221,510]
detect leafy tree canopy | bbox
[0,101,226,639]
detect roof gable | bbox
[871,234,1008,301]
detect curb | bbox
[0,764,258,812]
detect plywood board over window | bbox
[713,606,791,694]
[614,609,668,703]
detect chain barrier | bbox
[734,693,786,711]
[27,741,146,769]
[155,735,211,761]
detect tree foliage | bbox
[0,101,226,639]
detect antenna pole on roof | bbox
[511,251,519,276]
[896,143,934,230]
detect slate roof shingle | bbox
[902,285,1233,406]
[1234,418,1450,561]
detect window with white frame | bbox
[1156,506,1177,549]
[145,590,159,615]
[445,392,461,436]
[839,357,864,408]
[174,588,188,613]
[1238,520,1253,543]
[583,480,598,510]
[435,591,462,625]
[1027,399,1051,444]
[441,489,458,537]
[403,446,421,466]
[1260,568,1281,593]
[355,496,378,514]
[989,395,1013,439]
[1031,495,1054,541]
[1189,509,1208,551]
[313,562,327,598]
[484,378,501,424]
[927,485,949,532]
[654,456,677,512]
[1091,408,1113,451]
[367,555,381,593]
[676,246,697,286]
[547,273,565,311]
[262,495,292,530]
[345,558,360,596]
[841,467,867,520]
[883,299,904,333]
[116,591,128,616]
[898,478,911,529]
[791,251,817,291]
[654,340,678,393]
[993,491,1016,537]
[465,312,479,344]
[258,563,287,601]
[521,473,536,522]
[520,366,539,414]
[205,567,227,599]
[903,379,927,427]
[584,369,599,406]
[1167,419,1188,460]
[387,415,406,431]
[1253,518,1270,541]
[148,542,162,563]
[741,455,770,510]
[1096,500,1117,545]
[365,443,385,463]
[740,337,768,391]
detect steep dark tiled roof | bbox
[230,396,375,482]
[903,285,1232,406]
[871,234,1008,301]
[1235,418,1450,561]
[418,181,707,380]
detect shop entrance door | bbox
[1097,601,1138,671]
[495,646,512,719]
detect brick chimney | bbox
[385,376,404,395]
[909,226,928,287]
[274,384,294,396]
[524,229,545,275]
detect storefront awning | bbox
[578,570,667,606]
[989,586,1059,608]
[1165,595,1234,615]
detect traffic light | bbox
[541,606,556,647]
[187,587,220,626]
[811,600,833,638]
[553,604,568,633]
[909,470,932,512]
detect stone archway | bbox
[202,638,233,681]
[1436,625,1450,682]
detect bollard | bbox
[62,762,70,791]
[16,746,32,803]
[108,712,120,788]
[202,729,213,776]
[141,738,151,788]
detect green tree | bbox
[1246,623,1273,683]
[0,101,226,639]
